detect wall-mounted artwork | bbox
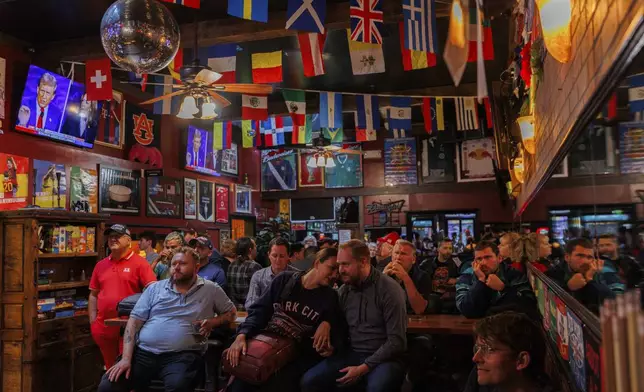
[456,137,496,182]
[198,180,214,222]
[384,138,417,186]
[99,166,141,214]
[70,166,98,213]
[325,147,363,189]
[146,176,182,218]
[183,178,197,220]
[298,150,325,187]
[33,160,67,208]
[221,143,239,176]
[0,153,29,210]
[419,137,455,183]
[94,90,125,149]
[261,149,297,191]
[235,185,252,214]
[215,184,230,224]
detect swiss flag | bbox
[85,58,113,101]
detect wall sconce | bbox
[536,0,572,63]
[517,115,536,154]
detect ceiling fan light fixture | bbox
[316,156,326,167]
[307,156,317,168]
[201,101,217,120]
[325,157,336,168]
[177,96,199,119]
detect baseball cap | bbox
[377,232,400,246]
[189,236,213,250]
[104,224,131,237]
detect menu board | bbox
[619,123,644,174]
[384,138,418,186]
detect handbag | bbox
[117,293,142,317]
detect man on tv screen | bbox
[19,72,63,132]
[186,129,205,168]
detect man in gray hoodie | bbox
[300,239,408,392]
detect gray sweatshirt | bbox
[338,266,407,369]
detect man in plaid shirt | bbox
[227,237,262,309]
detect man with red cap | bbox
[375,232,401,271]
[89,224,157,369]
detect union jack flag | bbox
[350,0,384,44]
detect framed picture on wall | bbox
[220,143,239,176]
[220,229,231,243]
[146,176,182,218]
[94,91,125,149]
[0,153,29,210]
[33,160,67,209]
[183,178,197,220]
[418,137,456,183]
[325,146,363,189]
[456,138,496,183]
[235,185,252,214]
[298,150,325,187]
[215,184,230,224]
[70,166,98,213]
[261,149,297,191]
[98,165,140,214]
[552,156,569,178]
[384,138,418,186]
[198,180,215,222]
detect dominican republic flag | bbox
[402,0,438,54]
[286,0,326,33]
[228,0,268,22]
[206,44,237,84]
[261,117,286,147]
[628,73,644,114]
[213,121,233,150]
[468,9,494,62]
[96,94,123,146]
[350,0,384,44]
[455,97,479,130]
[282,89,306,127]
[320,92,343,128]
[160,0,200,8]
[85,58,112,101]
[356,94,380,131]
[388,97,412,138]
[251,51,283,83]
[241,94,268,120]
[299,32,326,77]
[399,22,436,71]
[422,97,444,134]
[153,75,181,115]
[242,120,262,148]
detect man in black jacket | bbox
[597,233,644,290]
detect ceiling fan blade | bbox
[195,69,223,85]
[209,84,273,95]
[118,81,182,87]
[139,90,187,105]
[207,91,232,108]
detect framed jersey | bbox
[325,148,363,189]
[261,149,297,192]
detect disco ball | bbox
[100,0,180,74]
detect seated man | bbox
[150,231,184,279]
[245,238,297,309]
[301,240,407,392]
[374,232,399,272]
[456,241,537,319]
[290,243,305,264]
[597,233,644,290]
[546,238,624,314]
[419,238,462,313]
[190,236,227,291]
[98,247,236,392]
[464,311,554,392]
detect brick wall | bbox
[518,0,643,212]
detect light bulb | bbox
[177,96,199,119]
[307,156,317,168]
[325,157,336,168]
[316,156,326,167]
[201,102,217,119]
[517,115,535,154]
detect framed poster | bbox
[619,122,644,174]
[183,178,197,220]
[33,160,67,208]
[215,184,230,224]
[220,229,231,243]
[221,143,239,176]
[298,150,325,187]
[419,137,455,183]
[456,137,496,182]
[99,166,140,214]
[0,153,29,210]
[235,185,252,214]
[569,124,617,176]
[198,180,214,222]
[261,149,297,191]
[567,311,586,392]
[146,176,182,218]
[384,137,418,186]
[0,57,5,122]
[125,102,162,167]
[325,147,363,189]
[70,166,98,213]
[94,91,125,149]
[552,156,569,178]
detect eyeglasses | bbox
[473,343,501,356]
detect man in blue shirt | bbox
[245,237,297,309]
[190,236,227,292]
[98,246,236,392]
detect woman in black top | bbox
[225,248,341,392]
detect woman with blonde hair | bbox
[499,232,520,263]
[509,233,550,272]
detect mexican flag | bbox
[282,89,306,127]
[468,9,494,62]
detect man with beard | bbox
[597,233,644,290]
[89,225,157,369]
[98,247,236,392]
[150,231,184,280]
[419,238,462,313]
[374,232,399,271]
[190,236,227,291]
[301,240,407,392]
[456,241,537,319]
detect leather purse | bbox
[117,293,142,317]
[222,332,296,385]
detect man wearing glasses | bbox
[455,241,536,319]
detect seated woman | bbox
[509,234,550,273]
[465,311,556,392]
[225,248,341,392]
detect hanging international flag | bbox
[251,51,283,83]
[85,58,113,101]
[320,92,343,128]
[389,97,412,138]
[355,94,380,131]
[261,117,286,147]
[242,120,262,148]
[153,75,182,115]
[128,73,148,92]
[483,97,494,128]
[213,121,233,150]
[346,29,385,75]
[628,73,644,113]
[323,127,344,143]
[468,9,494,62]
[443,0,470,86]
[282,89,306,127]
[355,118,377,142]
[241,94,269,120]
[286,0,326,33]
[168,47,184,82]
[298,32,326,77]
[293,114,315,144]
[206,44,237,84]
[350,0,384,44]
[402,0,438,54]
[399,22,436,71]
[455,97,479,130]
[422,97,444,134]
[160,0,200,8]
[228,0,268,22]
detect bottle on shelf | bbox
[69,268,75,282]
[80,269,86,281]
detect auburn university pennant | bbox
[125,103,163,167]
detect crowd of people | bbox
[88,224,640,392]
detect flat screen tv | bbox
[291,198,336,221]
[15,65,101,149]
[184,125,238,178]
